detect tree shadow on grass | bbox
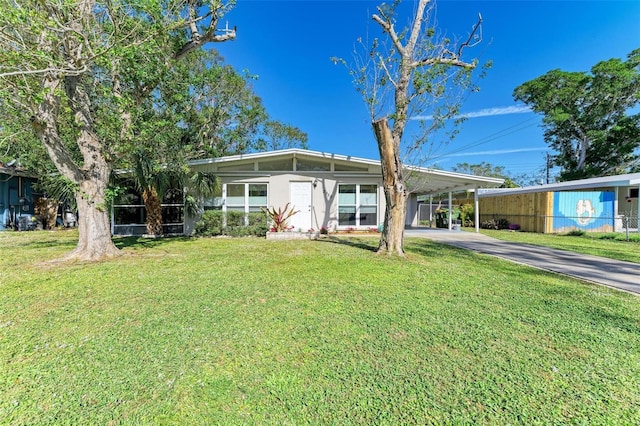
[316,235,378,253]
[113,235,193,250]
[404,238,474,259]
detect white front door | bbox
[289,182,312,231]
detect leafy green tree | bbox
[180,60,268,158]
[0,0,236,260]
[115,50,265,236]
[335,0,487,256]
[452,162,509,178]
[452,162,519,188]
[256,121,308,151]
[513,49,640,181]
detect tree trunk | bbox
[373,117,407,256]
[33,73,120,261]
[143,186,164,236]
[68,178,120,261]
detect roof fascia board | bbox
[480,173,640,197]
[188,149,382,168]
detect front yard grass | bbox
[0,231,638,424]
[477,228,640,264]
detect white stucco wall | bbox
[184,169,385,234]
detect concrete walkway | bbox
[405,228,640,295]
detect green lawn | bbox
[1,231,639,424]
[477,229,640,264]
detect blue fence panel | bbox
[552,191,615,232]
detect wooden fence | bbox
[456,192,554,233]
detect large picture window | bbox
[338,184,378,227]
[204,183,268,224]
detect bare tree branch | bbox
[372,9,405,56]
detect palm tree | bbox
[129,151,220,236]
[130,151,177,236]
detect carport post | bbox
[474,186,479,233]
[429,195,433,228]
[448,191,452,230]
[637,186,640,232]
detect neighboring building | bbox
[0,162,40,231]
[476,173,640,233]
[112,149,504,236]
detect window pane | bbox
[257,159,293,171]
[339,185,356,205]
[218,162,254,171]
[204,185,223,208]
[227,184,245,206]
[203,197,223,208]
[334,163,368,172]
[296,158,330,171]
[162,206,184,224]
[249,184,267,206]
[360,185,377,205]
[163,188,183,204]
[338,206,356,226]
[359,206,377,226]
[114,206,146,224]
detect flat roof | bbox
[479,173,640,197]
[0,166,36,178]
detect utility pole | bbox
[545,153,552,184]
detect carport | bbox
[404,166,504,232]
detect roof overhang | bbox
[188,148,381,168]
[188,149,504,195]
[0,166,36,179]
[479,173,640,197]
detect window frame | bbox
[206,182,269,225]
[337,183,379,229]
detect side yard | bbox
[0,231,638,424]
[477,229,640,264]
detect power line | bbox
[428,116,540,161]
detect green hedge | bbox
[195,210,269,237]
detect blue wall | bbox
[0,174,38,231]
[552,191,615,232]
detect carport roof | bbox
[478,172,640,197]
[189,149,504,195]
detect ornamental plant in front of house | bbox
[261,203,300,232]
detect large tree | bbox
[0,0,236,260]
[452,162,519,188]
[336,0,486,256]
[255,121,309,151]
[119,50,267,236]
[513,49,640,181]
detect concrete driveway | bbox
[405,228,640,295]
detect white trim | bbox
[479,173,640,197]
[337,183,379,229]
[188,149,504,195]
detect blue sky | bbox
[215,0,640,181]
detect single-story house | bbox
[0,162,39,231]
[112,149,504,235]
[474,173,640,233]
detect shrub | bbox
[565,229,586,237]
[195,210,224,236]
[480,217,510,230]
[460,204,475,226]
[195,210,268,237]
[225,210,245,228]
